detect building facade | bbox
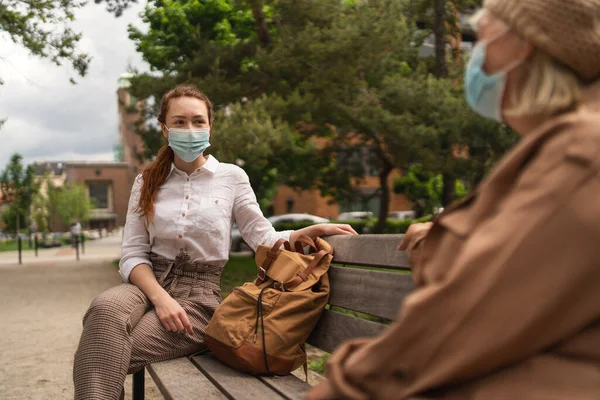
[33,161,135,232]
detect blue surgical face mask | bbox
[465,33,523,122]
[167,128,211,162]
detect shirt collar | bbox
[167,155,219,179]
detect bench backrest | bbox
[307,234,414,354]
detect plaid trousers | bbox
[73,251,222,400]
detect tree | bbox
[394,164,467,216]
[30,176,92,232]
[211,96,316,211]
[0,154,40,234]
[0,0,90,84]
[124,0,516,232]
[54,184,94,227]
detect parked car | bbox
[267,213,329,226]
[387,211,416,221]
[230,213,329,252]
[336,211,373,221]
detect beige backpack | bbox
[204,235,333,376]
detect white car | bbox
[387,211,416,220]
[267,213,329,225]
[230,213,329,252]
[337,211,373,221]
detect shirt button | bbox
[186,178,190,182]
[185,196,189,200]
[215,200,219,204]
[178,234,183,239]
[182,213,186,217]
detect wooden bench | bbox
[132,234,414,399]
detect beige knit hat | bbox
[484,0,600,81]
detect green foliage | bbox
[0,154,40,233]
[54,184,94,226]
[125,0,517,223]
[394,164,468,214]
[0,0,90,83]
[210,96,317,210]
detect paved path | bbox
[0,236,162,399]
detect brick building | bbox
[33,161,135,232]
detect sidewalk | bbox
[0,236,163,399]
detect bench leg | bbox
[133,368,145,400]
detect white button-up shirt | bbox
[119,155,292,282]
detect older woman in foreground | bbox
[307,0,600,398]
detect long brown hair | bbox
[136,84,214,222]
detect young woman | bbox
[73,84,357,399]
[308,0,600,398]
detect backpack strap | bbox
[273,250,329,291]
[294,235,318,254]
[257,239,291,282]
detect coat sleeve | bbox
[324,145,600,399]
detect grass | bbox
[221,255,258,296]
[0,240,35,252]
[308,354,330,375]
[0,237,73,253]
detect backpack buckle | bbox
[258,267,267,281]
[277,281,286,292]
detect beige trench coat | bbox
[320,83,600,399]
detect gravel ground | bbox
[0,260,163,400]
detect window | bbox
[286,197,295,213]
[337,147,380,177]
[88,182,110,209]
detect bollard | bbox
[18,236,22,265]
[81,234,85,254]
[75,236,80,261]
[34,235,38,257]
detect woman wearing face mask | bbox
[307,0,600,399]
[73,84,357,399]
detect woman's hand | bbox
[153,293,194,335]
[398,222,433,251]
[315,223,358,237]
[305,380,338,400]
[291,223,358,244]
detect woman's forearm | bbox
[129,264,169,304]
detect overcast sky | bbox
[0,1,148,171]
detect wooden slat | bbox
[324,235,409,269]
[328,266,413,320]
[192,355,284,400]
[307,310,389,354]
[258,375,311,400]
[147,358,227,400]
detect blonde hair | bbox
[469,9,585,117]
[506,50,583,117]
